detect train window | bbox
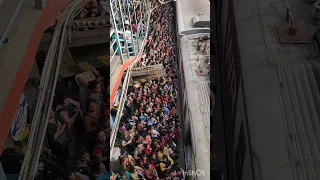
[235,122,246,180]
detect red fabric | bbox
[163,98,168,104]
[93,147,102,156]
[132,24,137,34]
[175,129,180,140]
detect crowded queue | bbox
[77,0,109,19]
[111,2,185,180]
[35,66,110,180]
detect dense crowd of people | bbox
[77,0,109,19]
[110,0,147,57]
[111,2,185,180]
[33,67,110,180]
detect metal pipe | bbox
[117,0,130,58]
[0,0,26,47]
[19,1,86,179]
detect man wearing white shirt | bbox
[124,20,133,55]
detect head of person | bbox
[121,171,129,179]
[124,131,130,137]
[125,24,130,30]
[95,128,106,144]
[88,80,101,93]
[49,109,54,119]
[163,155,168,162]
[144,163,150,170]
[77,146,91,162]
[91,158,106,174]
[110,172,118,180]
[66,171,81,180]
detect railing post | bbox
[133,2,140,51]
[110,0,124,64]
[138,1,143,39]
[127,2,136,56]
[117,0,130,59]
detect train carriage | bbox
[175,0,210,179]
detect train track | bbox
[19,1,87,179]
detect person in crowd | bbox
[75,146,91,176]
[55,97,81,128]
[121,152,136,171]
[122,131,135,153]
[78,0,99,19]
[133,144,145,161]
[66,171,90,180]
[120,170,132,179]
[92,128,109,165]
[35,145,62,179]
[91,158,109,180]
[75,69,101,114]
[83,98,103,134]
[131,166,145,180]
[55,96,82,157]
[47,109,71,165]
[100,0,109,16]
[143,163,158,180]
[124,20,134,55]
[87,80,105,113]
[110,172,118,180]
[159,155,174,178]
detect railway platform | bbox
[0,0,71,156]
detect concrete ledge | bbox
[0,0,72,155]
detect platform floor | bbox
[110,40,143,96]
[0,0,42,110]
[110,55,134,96]
[0,0,71,155]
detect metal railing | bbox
[110,0,148,75]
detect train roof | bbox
[179,33,210,179]
[232,0,320,179]
[180,34,210,148]
[176,0,210,30]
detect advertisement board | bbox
[11,94,28,141]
